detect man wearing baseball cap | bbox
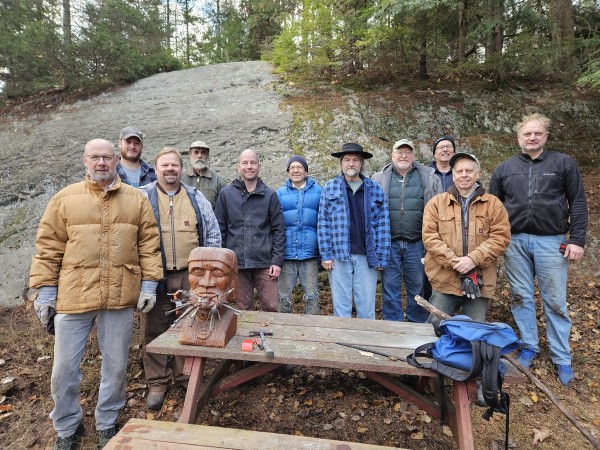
[276,155,323,315]
[373,139,442,322]
[116,126,157,187]
[423,152,510,326]
[182,141,228,209]
[317,143,390,319]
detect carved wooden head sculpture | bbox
[188,247,238,309]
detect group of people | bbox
[29,112,588,450]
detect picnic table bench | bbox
[104,418,407,449]
[145,311,525,449]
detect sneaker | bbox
[556,364,574,387]
[516,348,538,369]
[54,422,84,450]
[146,391,166,410]
[97,426,116,449]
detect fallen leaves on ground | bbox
[532,428,552,444]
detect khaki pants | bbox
[140,269,189,393]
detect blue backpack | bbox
[407,316,520,448]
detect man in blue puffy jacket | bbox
[276,156,323,314]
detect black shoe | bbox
[277,364,295,376]
[146,391,166,410]
[54,422,84,450]
[97,426,116,449]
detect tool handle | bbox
[262,339,274,358]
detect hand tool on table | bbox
[249,330,274,358]
[335,342,405,361]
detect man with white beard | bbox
[317,143,391,319]
[182,141,228,208]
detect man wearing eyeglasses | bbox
[116,126,157,187]
[372,139,442,322]
[30,139,162,449]
[430,135,456,191]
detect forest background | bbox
[1,0,600,97]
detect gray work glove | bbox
[137,292,156,313]
[34,299,57,334]
[459,269,482,299]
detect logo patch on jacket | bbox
[184,220,190,226]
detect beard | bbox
[89,170,114,183]
[193,160,209,171]
[162,172,180,185]
[344,168,359,177]
[120,152,141,163]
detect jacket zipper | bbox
[170,195,176,269]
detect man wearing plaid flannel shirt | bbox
[317,143,391,319]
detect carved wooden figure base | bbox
[179,308,237,348]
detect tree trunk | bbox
[166,0,171,49]
[485,0,504,60]
[419,11,428,80]
[550,0,575,71]
[62,0,71,47]
[457,0,466,63]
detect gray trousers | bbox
[50,308,134,437]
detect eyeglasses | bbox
[393,149,414,156]
[435,145,454,151]
[85,154,116,163]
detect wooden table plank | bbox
[148,313,523,381]
[105,418,408,450]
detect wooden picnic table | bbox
[147,310,524,450]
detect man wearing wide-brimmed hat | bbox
[317,143,391,319]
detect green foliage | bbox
[0,0,63,96]
[75,0,180,85]
[0,0,179,96]
[578,58,600,89]
[268,0,600,88]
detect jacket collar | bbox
[233,177,265,194]
[518,148,547,162]
[447,182,485,203]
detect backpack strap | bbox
[480,343,509,414]
[406,342,436,370]
[479,343,510,450]
[407,343,449,425]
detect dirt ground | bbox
[1,62,599,449]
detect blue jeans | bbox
[382,239,428,322]
[426,291,489,326]
[278,258,320,314]
[505,233,571,365]
[328,254,379,319]
[50,308,134,436]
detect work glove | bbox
[34,299,57,335]
[459,269,482,299]
[137,292,156,313]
